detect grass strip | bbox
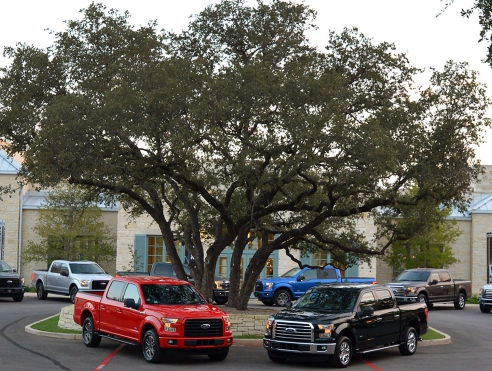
[31,315,82,334]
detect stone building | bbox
[2,148,492,293]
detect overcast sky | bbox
[2,0,492,163]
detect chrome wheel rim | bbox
[83,320,92,343]
[339,340,351,365]
[144,334,156,359]
[407,330,416,353]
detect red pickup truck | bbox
[73,276,233,363]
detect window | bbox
[376,289,395,310]
[106,280,126,301]
[359,292,376,311]
[147,236,164,272]
[440,271,451,282]
[50,262,61,274]
[312,251,329,267]
[430,272,441,283]
[219,257,228,278]
[318,268,338,279]
[302,269,317,280]
[123,283,141,306]
[60,263,69,276]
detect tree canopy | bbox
[0,0,490,309]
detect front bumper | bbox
[158,335,233,351]
[478,298,492,308]
[254,291,273,300]
[0,286,24,297]
[263,338,336,354]
[394,295,419,304]
[213,289,229,299]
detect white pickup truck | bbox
[30,260,112,303]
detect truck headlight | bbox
[265,316,275,336]
[215,280,223,289]
[223,316,231,331]
[265,282,274,290]
[479,287,483,298]
[405,286,417,294]
[80,280,89,287]
[20,277,25,285]
[317,324,334,338]
[161,318,178,332]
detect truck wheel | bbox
[274,289,291,306]
[399,326,417,355]
[261,300,274,306]
[267,350,286,363]
[36,282,48,300]
[82,317,101,347]
[12,293,24,302]
[454,293,466,310]
[208,348,229,361]
[143,329,164,363]
[330,336,352,368]
[480,304,492,313]
[70,286,78,304]
[417,293,428,307]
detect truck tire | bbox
[143,329,164,363]
[261,300,274,306]
[267,350,286,363]
[399,326,417,355]
[454,292,466,310]
[70,286,78,304]
[274,289,291,307]
[208,348,229,361]
[330,335,352,368]
[36,282,48,300]
[82,317,101,347]
[417,293,428,307]
[480,304,492,313]
[12,293,24,302]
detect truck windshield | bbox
[395,271,430,282]
[69,263,106,274]
[281,267,302,278]
[141,284,206,305]
[293,288,359,312]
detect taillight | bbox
[424,307,429,322]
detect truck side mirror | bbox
[297,275,305,282]
[124,298,139,310]
[430,279,438,285]
[60,270,69,277]
[357,307,374,318]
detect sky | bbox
[1,0,492,163]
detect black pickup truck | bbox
[263,283,428,368]
[0,260,25,302]
[386,268,472,310]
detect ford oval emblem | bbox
[285,327,297,333]
[201,324,211,329]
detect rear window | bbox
[106,280,126,301]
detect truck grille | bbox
[273,320,313,342]
[0,278,20,288]
[389,285,405,296]
[184,319,223,337]
[91,280,109,290]
[483,288,492,299]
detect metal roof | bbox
[22,190,118,211]
[0,150,21,174]
[448,193,492,220]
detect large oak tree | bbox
[1,1,490,309]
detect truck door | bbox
[353,291,377,350]
[119,283,144,341]
[293,269,319,298]
[439,270,454,301]
[374,288,400,346]
[58,262,71,295]
[99,280,126,335]
[427,271,444,302]
[47,262,61,292]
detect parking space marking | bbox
[93,344,125,370]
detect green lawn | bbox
[31,315,81,334]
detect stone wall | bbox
[58,305,270,336]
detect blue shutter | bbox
[134,235,147,272]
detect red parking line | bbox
[355,355,384,371]
[93,344,125,370]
